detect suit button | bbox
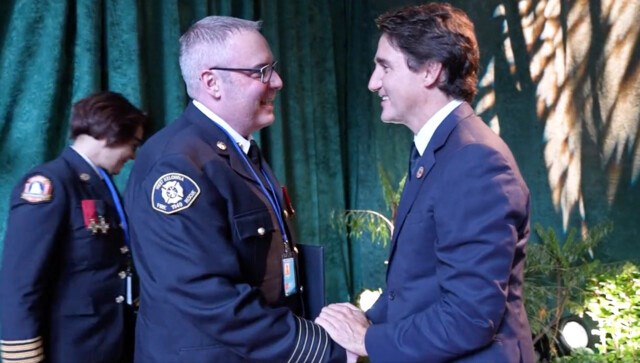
[257,227,266,236]
[120,246,129,254]
[118,271,127,279]
[389,291,396,300]
[115,295,125,304]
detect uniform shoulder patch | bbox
[151,173,200,214]
[21,175,53,203]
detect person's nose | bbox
[368,69,381,92]
[269,70,283,90]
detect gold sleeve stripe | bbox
[287,317,332,363]
[0,353,44,363]
[302,320,316,362]
[0,337,41,345]
[310,323,329,363]
[287,316,303,363]
[1,345,44,359]
[2,339,43,352]
[297,319,310,363]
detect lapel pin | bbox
[416,166,425,179]
[80,173,91,181]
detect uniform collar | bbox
[192,100,254,154]
[69,145,103,179]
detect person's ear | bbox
[423,61,444,88]
[200,70,222,99]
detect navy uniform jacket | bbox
[124,102,345,363]
[0,147,132,363]
[365,103,536,362]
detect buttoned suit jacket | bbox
[0,147,131,363]
[365,103,536,363]
[124,102,345,363]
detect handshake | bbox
[315,303,371,363]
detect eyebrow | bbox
[248,61,275,68]
[374,57,388,65]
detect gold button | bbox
[257,227,266,236]
[283,210,289,218]
[115,295,125,304]
[118,271,127,279]
[120,246,129,254]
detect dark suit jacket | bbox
[365,103,535,363]
[124,102,344,363]
[0,147,131,363]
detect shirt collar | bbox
[193,100,253,154]
[413,99,463,156]
[70,145,102,179]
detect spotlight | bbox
[557,316,593,355]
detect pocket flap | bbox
[233,209,275,240]
[60,297,96,316]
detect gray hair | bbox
[179,16,262,98]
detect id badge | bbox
[282,257,297,296]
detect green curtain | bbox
[1,0,639,318]
[0,0,366,305]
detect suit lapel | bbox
[386,103,475,266]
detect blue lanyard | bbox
[213,126,290,245]
[97,168,130,247]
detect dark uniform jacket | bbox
[364,102,536,362]
[124,102,345,363]
[0,147,133,363]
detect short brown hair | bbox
[376,3,479,103]
[70,91,148,146]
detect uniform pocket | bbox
[178,344,244,363]
[233,209,275,241]
[60,296,96,316]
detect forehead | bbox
[375,34,405,63]
[226,30,273,64]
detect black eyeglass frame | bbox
[208,61,278,84]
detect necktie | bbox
[248,139,262,167]
[246,140,274,194]
[408,143,420,180]
[97,168,130,247]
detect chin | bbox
[258,115,275,127]
[380,113,400,124]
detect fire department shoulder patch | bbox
[21,175,53,203]
[151,173,200,214]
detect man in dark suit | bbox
[0,91,147,363]
[316,3,536,362]
[124,16,345,362]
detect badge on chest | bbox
[81,199,110,234]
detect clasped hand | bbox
[315,303,370,361]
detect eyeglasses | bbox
[209,61,278,84]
